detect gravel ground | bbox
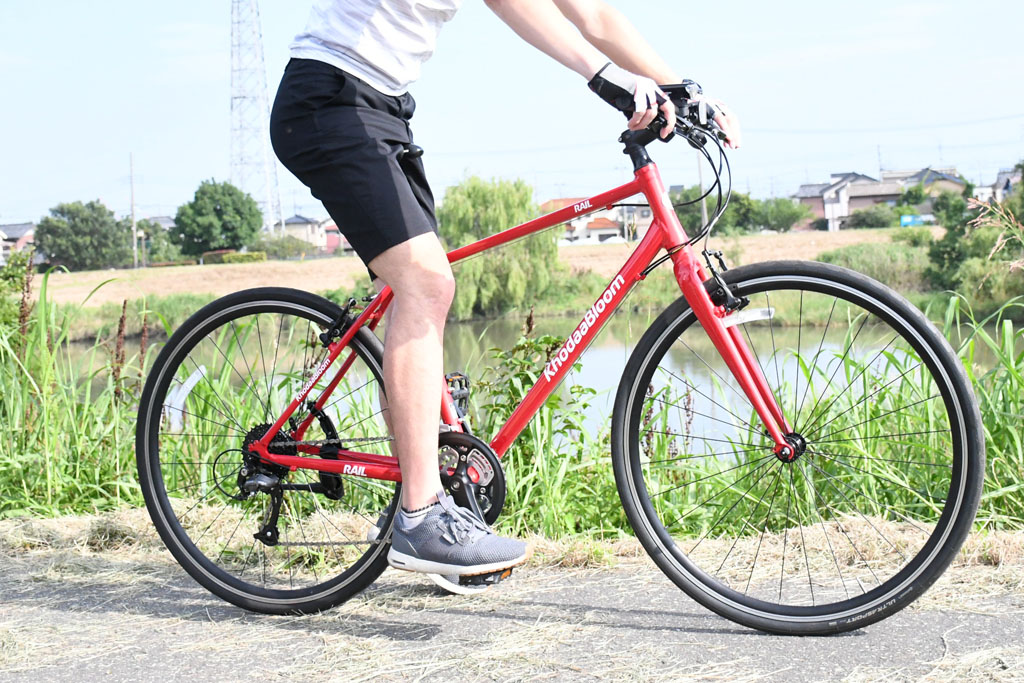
[1,515,1021,682]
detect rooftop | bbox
[848,182,903,198]
[0,222,35,240]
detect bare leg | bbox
[368,232,454,510]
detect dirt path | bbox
[39,228,930,308]
[1,514,1021,682]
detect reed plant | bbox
[0,271,144,516]
[1,262,1022,539]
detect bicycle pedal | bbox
[722,307,774,328]
[445,371,471,415]
[459,567,513,587]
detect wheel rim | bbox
[623,273,968,620]
[141,299,397,601]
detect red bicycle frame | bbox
[250,161,791,480]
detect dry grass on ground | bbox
[37,228,931,308]
[1,508,1020,681]
[1,508,1021,608]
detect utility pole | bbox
[131,153,138,269]
[231,0,283,234]
[697,152,708,226]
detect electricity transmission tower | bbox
[231,0,283,233]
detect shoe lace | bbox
[439,501,489,546]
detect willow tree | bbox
[438,177,561,319]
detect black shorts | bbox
[269,58,437,271]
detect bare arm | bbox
[482,0,607,79]
[484,0,675,134]
[484,0,742,147]
[553,0,680,83]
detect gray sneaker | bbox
[388,492,530,576]
[367,512,491,594]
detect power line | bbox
[747,113,1024,135]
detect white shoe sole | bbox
[387,545,531,576]
[426,573,492,595]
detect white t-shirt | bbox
[290,0,463,96]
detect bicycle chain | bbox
[264,436,393,449]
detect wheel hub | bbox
[776,432,807,463]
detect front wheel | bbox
[611,260,983,635]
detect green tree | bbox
[438,177,559,318]
[899,183,927,207]
[671,185,757,235]
[927,191,983,289]
[173,180,262,256]
[0,249,32,328]
[751,198,813,232]
[248,234,311,260]
[843,204,897,229]
[932,191,969,229]
[138,219,182,264]
[36,200,131,271]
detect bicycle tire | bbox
[136,287,397,614]
[611,260,984,635]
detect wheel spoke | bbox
[141,298,398,603]
[617,267,976,627]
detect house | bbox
[619,195,655,240]
[321,220,353,254]
[0,222,36,254]
[148,216,176,232]
[794,167,966,231]
[881,167,965,196]
[992,168,1022,203]
[583,216,624,243]
[540,197,626,244]
[277,215,327,249]
[794,173,877,232]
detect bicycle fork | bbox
[669,246,795,458]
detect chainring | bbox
[437,431,506,525]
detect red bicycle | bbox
[136,88,984,635]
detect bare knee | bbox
[396,267,455,321]
[369,234,455,321]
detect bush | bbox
[751,197,813,233]
[843,204,897,229]
[818,243,930,291]
[892,227,934,248]
[248,234,312,260]
[956,257,1024,314]
[0,250,32,329]
[200,249,235,264]
[222,251,267,264]
[812,217,829,231]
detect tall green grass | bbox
[0,274,144,515]
[1,270,1023,536]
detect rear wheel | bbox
[612,261,984,634]
[136,288,396,614]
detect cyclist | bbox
[270,0,741,582]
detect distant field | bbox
[39,227,935,307]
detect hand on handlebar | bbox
[627,82,676,140]
[588,63,676,140]
[700,95,741,149]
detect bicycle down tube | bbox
[252,161,792,479]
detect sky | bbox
[1,0,1022,225]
